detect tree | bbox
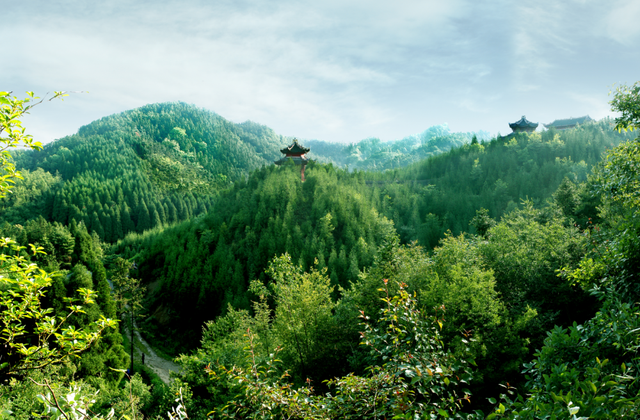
[610,81,640,133]
[209,281,476,419]
[1,91,63,197]
[267,254,336,380]
[0,91,117,379]
[108,257,145,373]
[488,81,640,420]
[470,207,495,237]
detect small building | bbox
[509,116,538,133]
[275,139,310,181]
[544,115,593,131]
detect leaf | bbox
[568,402,580,415]
[437,408,449,417]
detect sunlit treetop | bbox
[610,82,640,132]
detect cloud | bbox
[5,0,474,141]
[605,0,640,44]
[3,0,637,143]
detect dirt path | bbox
[125,324,182,385]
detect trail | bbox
[125,323,182,385]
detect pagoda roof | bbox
[280,139,310,155]
[544,115,593,129]
[509,115,539,130]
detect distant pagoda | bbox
[509,115,538,133]
[275,138,310,181]
[544,115,593,131]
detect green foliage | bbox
[267,254,336,379]
[372,122,632,243]
[0,91,66,198]
[348,235,532,409]
[0,93,120,383]
[610,82,640,133]
[553,177,581,218]
[0,92,138,420]
[111,163,393,352]
[0,238,116,379]
[486,80,640,420]
[208,281,478,419]
[0,218,126,384]
[0,366,153,419]
[0,169,62,224]
[108,257,145,319]
[3,101,293,241]
[174,253,359,414]
[569,94,640,300]
[480,201,593,329]
[3,85,637,419]
[469,208,495,237]
[490,299,640,419]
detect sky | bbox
[4,0,640,144]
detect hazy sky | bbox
[4,0,639,144]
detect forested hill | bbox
[23,102,286,184]
[4,84,640,418]
[2,102,490,242]
[109,118,634,354]
[111,163,396,349]
[2,102,290,241]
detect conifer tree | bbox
[137,201,151,232]
[121,204,135,234]
[91,211,104,238]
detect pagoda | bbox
[509,116,538,133]
[275,138,310,181]
[544,115,593,131]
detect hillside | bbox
[3,86,640,418]
[2,102,290,241]
[372,119,629,245]
[107,118,634,353]
[102,117,639,417]
[2,103,492,243]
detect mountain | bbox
[3,103,492,241]
[3,102,290,241]
[306,123,491,171]
[107,118,634,352]
[3,93,639,418]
